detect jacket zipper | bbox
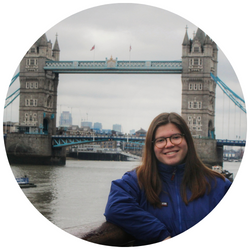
[171,167,177,181]
[172,167,182,233]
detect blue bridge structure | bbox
[44,60,183,74]
[52,135,145,148]
[216,139,246,147]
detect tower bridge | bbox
[5,28,246,166]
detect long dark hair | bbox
[136,112,225,207]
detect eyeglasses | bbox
[153,133,185,149]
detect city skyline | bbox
[59,110,134,133]
[3,3,247,140]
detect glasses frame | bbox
[152,133,185,149]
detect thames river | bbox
[10,160,241,231]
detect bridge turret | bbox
[36,34,50,57]
[52,35,60,61]
[182,29,191,57]
[204,35,213,56]
[194,28,206,46]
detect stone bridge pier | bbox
[194,138,223,167]
[5,134,66,165]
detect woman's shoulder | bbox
[213,175,232,193]
[205,175,232,206]
[216,174,232,185]
[111,168,141,197]
[122,169,139,184]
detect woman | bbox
[104,112,231,245]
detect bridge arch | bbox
[208,120,214,138]
[43,118,49,134]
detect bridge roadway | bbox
[52,135,145,147]
[216,139,246,147]
[52,135,246,148]
[44,60,182,74]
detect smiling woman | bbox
[104,112,231,246]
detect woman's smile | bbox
[163,150,179,156]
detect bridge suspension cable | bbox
[5,72,20,109]
[210,73,246,113]
[9,72,19,87]
[5,89,20,109]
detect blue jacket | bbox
[104,163,232,245]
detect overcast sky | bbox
[4,3,247,139]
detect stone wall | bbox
[194,138,223,167]
[5,134,66,165]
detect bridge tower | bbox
[181,28,218,139]
[5,34,66,165]
[181,28,222,167]
[19,34,60,135]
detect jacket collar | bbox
[157,161,185,176]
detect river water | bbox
[10,160,241,231]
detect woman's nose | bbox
[164,138,174,147]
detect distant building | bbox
[135,128,147,137]
[223,149,236,159]
[93,122,102,131]
[113,124,122,132]
[3,121,19,134]
[129,129,135,135]
[102,129,112,135]
[69,125,79,131]
[59,111,72,126]
[81,121,92,128]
